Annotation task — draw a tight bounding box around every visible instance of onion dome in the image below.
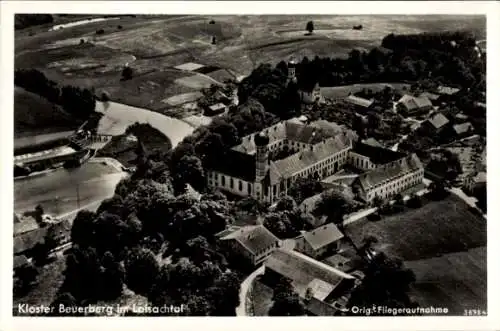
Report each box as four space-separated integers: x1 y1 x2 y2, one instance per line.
254 132 270 146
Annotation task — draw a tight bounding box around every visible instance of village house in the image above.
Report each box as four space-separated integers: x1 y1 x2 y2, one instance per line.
452 122 474 138
396 94 433 117
263 248 361 316
351 153 424 203
419 91 440 105
421 113 450 134
299 81 324 104
295 223 345 259
205 102 227 116
436 85 460 96
344 94 375 113
216 225 280 266
463 171 486 195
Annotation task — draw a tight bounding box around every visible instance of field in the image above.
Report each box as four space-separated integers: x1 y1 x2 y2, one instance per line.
406 246 486 315
345 195 486 261
14 160 127 216
15 15 485 114
321 82 411 100
14 87 82 140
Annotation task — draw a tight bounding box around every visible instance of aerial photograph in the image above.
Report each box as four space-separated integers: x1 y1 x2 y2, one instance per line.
13 13 486 317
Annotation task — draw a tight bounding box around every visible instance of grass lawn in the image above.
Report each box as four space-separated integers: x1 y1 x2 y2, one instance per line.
345 194 486 261
14 87 82 139
406 246 486 315
321 82 411 100
250 279 274 316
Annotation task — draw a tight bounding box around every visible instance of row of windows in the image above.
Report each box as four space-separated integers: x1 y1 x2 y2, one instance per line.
367 170 424 192
210 174 253 195
367 171 423 198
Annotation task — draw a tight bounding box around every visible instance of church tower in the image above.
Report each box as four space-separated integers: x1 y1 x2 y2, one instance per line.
254 132 270 182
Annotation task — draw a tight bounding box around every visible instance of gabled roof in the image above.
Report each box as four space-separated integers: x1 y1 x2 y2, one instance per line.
208 103 226 111
426 113 449 130
419 92 439 101
436 86 460 95
301 223 344 251
345 95 374 108
361 138 383 148
209 149 256 182
397 94 432 111
453 122 473 135
220 225 279 255
354 153 423 192
272 134 352 178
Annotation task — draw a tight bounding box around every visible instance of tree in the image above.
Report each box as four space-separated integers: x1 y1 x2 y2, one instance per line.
347 252 418 314
275 195 297 212
288 177 323 203
61 246 103 301
263 212 295 239
207 270 240 316
314 191 355 225
124 247 159 296
122 66 133 80
34 204 44 225
428 180 449 200
101 251 125 299
14 263 38 295
406 193 422 208
269 278 305 316
49 292 82 316
174 155 206 193
306 21 314 35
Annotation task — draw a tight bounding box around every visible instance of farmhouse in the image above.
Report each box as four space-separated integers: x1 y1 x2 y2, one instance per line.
344 94 374 112
299 81 324 104
436 85 460 96
264 249 358 316
421 113 450 134
463 171 486 194
419 92 440 105
452 122 474 137
295 223 344 259
206 102 227 116
396 94 433 116
207 118 423 204
216 225 280 265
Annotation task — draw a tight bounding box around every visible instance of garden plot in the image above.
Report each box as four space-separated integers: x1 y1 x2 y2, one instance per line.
175 74 221 89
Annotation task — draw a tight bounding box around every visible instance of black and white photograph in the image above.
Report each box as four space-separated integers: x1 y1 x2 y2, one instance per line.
2 1 497 326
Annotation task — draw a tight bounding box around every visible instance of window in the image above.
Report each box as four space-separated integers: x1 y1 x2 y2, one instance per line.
222 176 226 186
230 178 234 189
247 183 252 195
239 180 243 191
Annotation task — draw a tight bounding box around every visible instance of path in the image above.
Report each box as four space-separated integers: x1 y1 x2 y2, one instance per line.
236 265 265 316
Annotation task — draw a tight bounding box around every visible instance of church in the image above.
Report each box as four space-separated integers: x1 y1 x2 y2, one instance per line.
206 116 424 204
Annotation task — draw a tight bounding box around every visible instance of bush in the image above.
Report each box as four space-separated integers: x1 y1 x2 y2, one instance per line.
121 66 133 80
117 25 123 30
96 29 105 35
406 194 422 208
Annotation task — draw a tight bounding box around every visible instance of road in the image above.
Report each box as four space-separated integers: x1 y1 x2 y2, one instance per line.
236 265 265 316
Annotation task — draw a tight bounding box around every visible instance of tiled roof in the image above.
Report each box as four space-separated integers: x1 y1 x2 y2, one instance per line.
14 228 45 255
362 138 383 148
397 94 432 111
14 214 39 235
265 249 354 297
273 134 352 178
437 86 460 95
232 120 345 155
302 223 344 251
307 278 336 301
300 193 323 212
453 122 474 135
352 142 406 165
426 113 449 130
354 153 423 191
210 149 256 182
220 225 279 255
14 255 30 269
345 95 374 108
208 103 226 111
419 92 440 101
